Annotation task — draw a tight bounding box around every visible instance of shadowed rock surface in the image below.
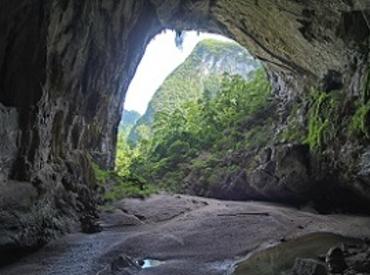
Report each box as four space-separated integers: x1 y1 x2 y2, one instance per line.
1 194 370 275
1 0 370 258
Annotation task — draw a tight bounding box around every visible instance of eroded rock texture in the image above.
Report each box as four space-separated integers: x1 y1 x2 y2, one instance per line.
0 0 369 256
0 0 162 260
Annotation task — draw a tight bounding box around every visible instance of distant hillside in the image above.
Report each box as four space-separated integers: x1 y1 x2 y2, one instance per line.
119 110 140 134
128 38 260 145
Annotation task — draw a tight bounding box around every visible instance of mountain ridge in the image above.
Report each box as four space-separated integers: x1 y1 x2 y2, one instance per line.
127 38 260 145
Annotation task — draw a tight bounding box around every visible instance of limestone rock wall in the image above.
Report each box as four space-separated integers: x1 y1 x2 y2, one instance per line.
0 0 162 257
0 0 369 256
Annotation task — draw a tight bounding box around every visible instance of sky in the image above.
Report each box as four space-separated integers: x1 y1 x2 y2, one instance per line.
123 30 232 115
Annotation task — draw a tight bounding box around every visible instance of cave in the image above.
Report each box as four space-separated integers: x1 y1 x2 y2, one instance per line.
1 1 370 273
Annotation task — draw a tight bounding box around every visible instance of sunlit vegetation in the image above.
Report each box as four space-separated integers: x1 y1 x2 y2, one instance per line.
92 131 158 201
127 39 259 146
105 69 272 198
99 51 370 202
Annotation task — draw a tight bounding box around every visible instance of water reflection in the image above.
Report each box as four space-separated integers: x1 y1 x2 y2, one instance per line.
137 258 163 269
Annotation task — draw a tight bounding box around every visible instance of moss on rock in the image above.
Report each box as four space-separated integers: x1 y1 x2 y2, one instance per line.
305 89 343 151
350 101 370 140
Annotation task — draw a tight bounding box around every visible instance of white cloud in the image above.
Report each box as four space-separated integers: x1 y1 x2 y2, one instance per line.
123 30 232 115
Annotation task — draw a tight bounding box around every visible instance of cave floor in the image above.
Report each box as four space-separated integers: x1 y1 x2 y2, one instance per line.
1 194 370 275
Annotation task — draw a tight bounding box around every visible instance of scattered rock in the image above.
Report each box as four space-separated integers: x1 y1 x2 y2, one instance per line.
96 254 142 275
291 258 327 275
346 250 370 273
111 255 140 272
80 215 102 234
137 259 145 266
289 241 370 275
326 247 347 273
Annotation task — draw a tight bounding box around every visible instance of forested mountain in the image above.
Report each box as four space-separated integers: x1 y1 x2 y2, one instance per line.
127 39 260 145
111 68 272 200
119 110 140 133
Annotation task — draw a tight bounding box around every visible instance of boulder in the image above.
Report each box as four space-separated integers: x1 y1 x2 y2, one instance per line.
291 258 327 275
326 247 347 273
247 144 311 202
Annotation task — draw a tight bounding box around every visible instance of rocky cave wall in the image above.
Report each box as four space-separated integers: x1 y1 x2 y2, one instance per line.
0 0 163 259
0 0 369 257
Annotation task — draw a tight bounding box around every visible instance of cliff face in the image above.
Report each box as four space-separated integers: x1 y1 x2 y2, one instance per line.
128 38 260 145
0 0 369 256
0 0 163 258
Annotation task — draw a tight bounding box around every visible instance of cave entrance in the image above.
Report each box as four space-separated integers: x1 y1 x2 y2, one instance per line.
101 29 270 202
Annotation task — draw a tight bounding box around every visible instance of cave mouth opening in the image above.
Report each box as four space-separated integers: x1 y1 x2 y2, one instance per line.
103 29 270 202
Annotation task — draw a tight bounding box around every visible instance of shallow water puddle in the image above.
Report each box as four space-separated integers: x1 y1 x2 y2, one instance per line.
137 259 163 269
233 232 358 275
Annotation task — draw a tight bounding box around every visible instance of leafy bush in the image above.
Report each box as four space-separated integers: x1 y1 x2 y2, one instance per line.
93 158 157 201
103 180 158 202
92 162 112 185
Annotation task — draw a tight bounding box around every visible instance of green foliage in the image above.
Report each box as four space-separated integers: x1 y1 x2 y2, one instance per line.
280 78 370 152
115 68 272 193
92 139 157 201
350 101 370 139
305 89 343 151
350 67 370 139
92 163 158 202
127 38 260 146
278 103 306 143
110 54 370 201
241 123 273 150
103 180 158 202
120 110 140 132
109 41 272 200
115 131 135 177
92 162 112 185
198 39 233 55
